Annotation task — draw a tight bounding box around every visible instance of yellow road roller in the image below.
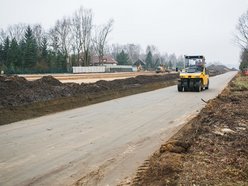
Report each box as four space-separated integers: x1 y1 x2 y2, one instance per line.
178 55 209 92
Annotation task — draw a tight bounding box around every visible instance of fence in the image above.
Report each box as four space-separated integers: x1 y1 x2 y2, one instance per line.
72 65 136 73
72 66 106 73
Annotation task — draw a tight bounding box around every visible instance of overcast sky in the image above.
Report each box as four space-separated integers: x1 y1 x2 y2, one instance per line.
1 0 248 68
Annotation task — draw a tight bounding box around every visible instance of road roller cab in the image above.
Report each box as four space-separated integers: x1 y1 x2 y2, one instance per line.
178 55 209 92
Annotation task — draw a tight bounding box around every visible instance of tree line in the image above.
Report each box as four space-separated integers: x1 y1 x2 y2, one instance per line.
0 26 68 73
0 6 202 74
0 7 113 74
0 25 185 74
110 44 185 70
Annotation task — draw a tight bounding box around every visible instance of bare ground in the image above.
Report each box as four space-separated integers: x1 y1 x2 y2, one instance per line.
1 66 231 125
0 73 178 125
20 72 157 81
129 74 248 186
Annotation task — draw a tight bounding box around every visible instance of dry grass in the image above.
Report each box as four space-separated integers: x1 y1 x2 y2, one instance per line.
231 74 248 91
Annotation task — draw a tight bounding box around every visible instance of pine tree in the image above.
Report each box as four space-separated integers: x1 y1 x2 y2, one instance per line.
19 39 26 71
47 51 56 69
145 51 153 69
23 26 38 69
39 37 49 68
34 36 51 72
3 37 10 68
56 51 67 71
41 37 48 60
116 50 129 65
8 38 21 69
0 43 3 67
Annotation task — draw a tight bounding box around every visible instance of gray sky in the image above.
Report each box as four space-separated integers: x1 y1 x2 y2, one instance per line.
1 0 248 68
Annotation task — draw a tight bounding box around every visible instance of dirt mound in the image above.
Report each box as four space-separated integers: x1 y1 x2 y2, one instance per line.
0 75 28 89
207 64 230 76
0 73 178 109
33 75 62 86
0 75 29 98
132 74 248 185
0 75 69 108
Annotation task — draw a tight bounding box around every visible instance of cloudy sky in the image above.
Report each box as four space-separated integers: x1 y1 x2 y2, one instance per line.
0 0 247 68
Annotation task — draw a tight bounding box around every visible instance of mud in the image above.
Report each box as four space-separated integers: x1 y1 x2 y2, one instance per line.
131 73 248 186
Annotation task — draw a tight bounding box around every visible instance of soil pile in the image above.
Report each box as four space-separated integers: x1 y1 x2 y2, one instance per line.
207 64 231 76
132 74 248 185
0 73 178 109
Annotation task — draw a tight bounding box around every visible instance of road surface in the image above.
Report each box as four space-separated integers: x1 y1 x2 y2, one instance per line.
0 72 236 186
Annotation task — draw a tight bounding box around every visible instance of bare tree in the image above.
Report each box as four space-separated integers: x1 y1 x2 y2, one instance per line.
93 19 113 65
80 7 93 66
235 10 248 70
48 28 59 53
235 10 248 50
168 53 177 69
146 45 159 55
176 55 185 69
0 29 7 44
32 24 45 47
109 43 124 59
71 9 82 66
161 53 169 66
109 43 142 64
52 17 72 69
5 24 27 43
70 7 93 66
125 44 141 64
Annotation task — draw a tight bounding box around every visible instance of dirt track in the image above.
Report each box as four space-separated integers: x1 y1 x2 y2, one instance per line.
0 72 236 186
20 72 159 83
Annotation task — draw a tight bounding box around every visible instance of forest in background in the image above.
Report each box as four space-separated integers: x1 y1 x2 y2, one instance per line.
0 6 188 74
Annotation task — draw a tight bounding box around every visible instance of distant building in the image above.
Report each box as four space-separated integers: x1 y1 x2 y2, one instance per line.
133 59 146 71
91 55 118 66
133 59 146 66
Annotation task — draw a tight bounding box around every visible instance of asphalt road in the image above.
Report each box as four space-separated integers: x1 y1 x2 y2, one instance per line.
0 72 237 186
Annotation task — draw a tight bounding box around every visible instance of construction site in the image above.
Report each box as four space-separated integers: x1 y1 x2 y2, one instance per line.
1 1 248 186
1 62 247 185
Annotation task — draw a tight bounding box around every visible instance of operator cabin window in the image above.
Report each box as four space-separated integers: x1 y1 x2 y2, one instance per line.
197 66 203 72
187 66 203 73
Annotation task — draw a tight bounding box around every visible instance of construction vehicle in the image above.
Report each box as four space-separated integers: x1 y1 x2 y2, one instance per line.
156 65 171 73
156 65 165 73
178 55 209 92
